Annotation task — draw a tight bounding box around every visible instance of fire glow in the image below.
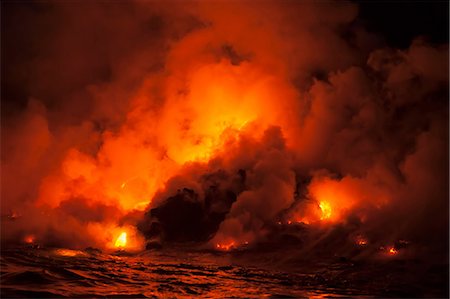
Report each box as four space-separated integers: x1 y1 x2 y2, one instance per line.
1 1 447 284
356 237 368 246
216 241 236 251
54 249 87 257
115 232 127 248
319 201 332 220
388 247 398 255
23 235 35 244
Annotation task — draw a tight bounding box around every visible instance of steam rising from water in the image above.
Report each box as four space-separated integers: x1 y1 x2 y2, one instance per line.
1 1 448 260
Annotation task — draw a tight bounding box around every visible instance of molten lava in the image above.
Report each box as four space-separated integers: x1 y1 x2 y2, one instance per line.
54 249 87 257
114 232 127 248
388 247 398 255
23 235 35 244
1 3 447 283
319 201 332 220
356 238 368 246
216 241 236 251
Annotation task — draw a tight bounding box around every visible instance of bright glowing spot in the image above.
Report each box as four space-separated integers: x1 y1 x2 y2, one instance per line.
357 238 368 246
24 235 35 244
319 201 332 220
115 232 127 248
216 241 235 251
388 247 398 255
120 182 126 189
54 249 86 257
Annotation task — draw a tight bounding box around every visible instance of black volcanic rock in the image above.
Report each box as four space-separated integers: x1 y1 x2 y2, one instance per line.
150 188 204 242
139 187 236 243
145 241 162 250
138 169 246 244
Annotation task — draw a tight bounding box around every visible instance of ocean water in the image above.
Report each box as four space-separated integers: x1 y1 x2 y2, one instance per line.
1 246 447 298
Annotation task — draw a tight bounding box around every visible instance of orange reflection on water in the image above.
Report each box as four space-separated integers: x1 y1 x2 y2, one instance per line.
53 249 87 257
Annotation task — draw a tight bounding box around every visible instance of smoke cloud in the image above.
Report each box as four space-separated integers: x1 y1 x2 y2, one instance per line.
1 1 448 260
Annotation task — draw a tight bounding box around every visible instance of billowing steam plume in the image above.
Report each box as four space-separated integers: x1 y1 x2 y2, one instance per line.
2 1 448 260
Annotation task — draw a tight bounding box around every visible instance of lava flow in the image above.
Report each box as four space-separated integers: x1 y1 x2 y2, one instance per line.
1 0 448 298
114 232 127 248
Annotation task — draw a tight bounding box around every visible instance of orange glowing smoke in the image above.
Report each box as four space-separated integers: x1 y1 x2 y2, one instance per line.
34 60 292 251
86 224 144 251
159 62 290 165
295 174 388 224
285 219 310 225
114 232 127 248
8 0 423 253
286 173 384 226
297 219 310 225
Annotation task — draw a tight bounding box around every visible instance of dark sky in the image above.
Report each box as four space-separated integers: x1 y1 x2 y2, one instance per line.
355 0 449 48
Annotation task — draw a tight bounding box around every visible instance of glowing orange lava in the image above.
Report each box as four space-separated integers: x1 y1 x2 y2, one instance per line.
23 235 35 244
114 232 127 248
54 249 87 257
388 247 398 255
356 238 368 246
216 241 235 251
319 201 332 220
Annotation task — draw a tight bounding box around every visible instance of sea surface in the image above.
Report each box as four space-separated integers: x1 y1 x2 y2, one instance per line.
1 246 448 298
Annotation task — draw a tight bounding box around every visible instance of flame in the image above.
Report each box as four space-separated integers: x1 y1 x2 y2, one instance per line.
114 232 127 248
319 201 332 220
